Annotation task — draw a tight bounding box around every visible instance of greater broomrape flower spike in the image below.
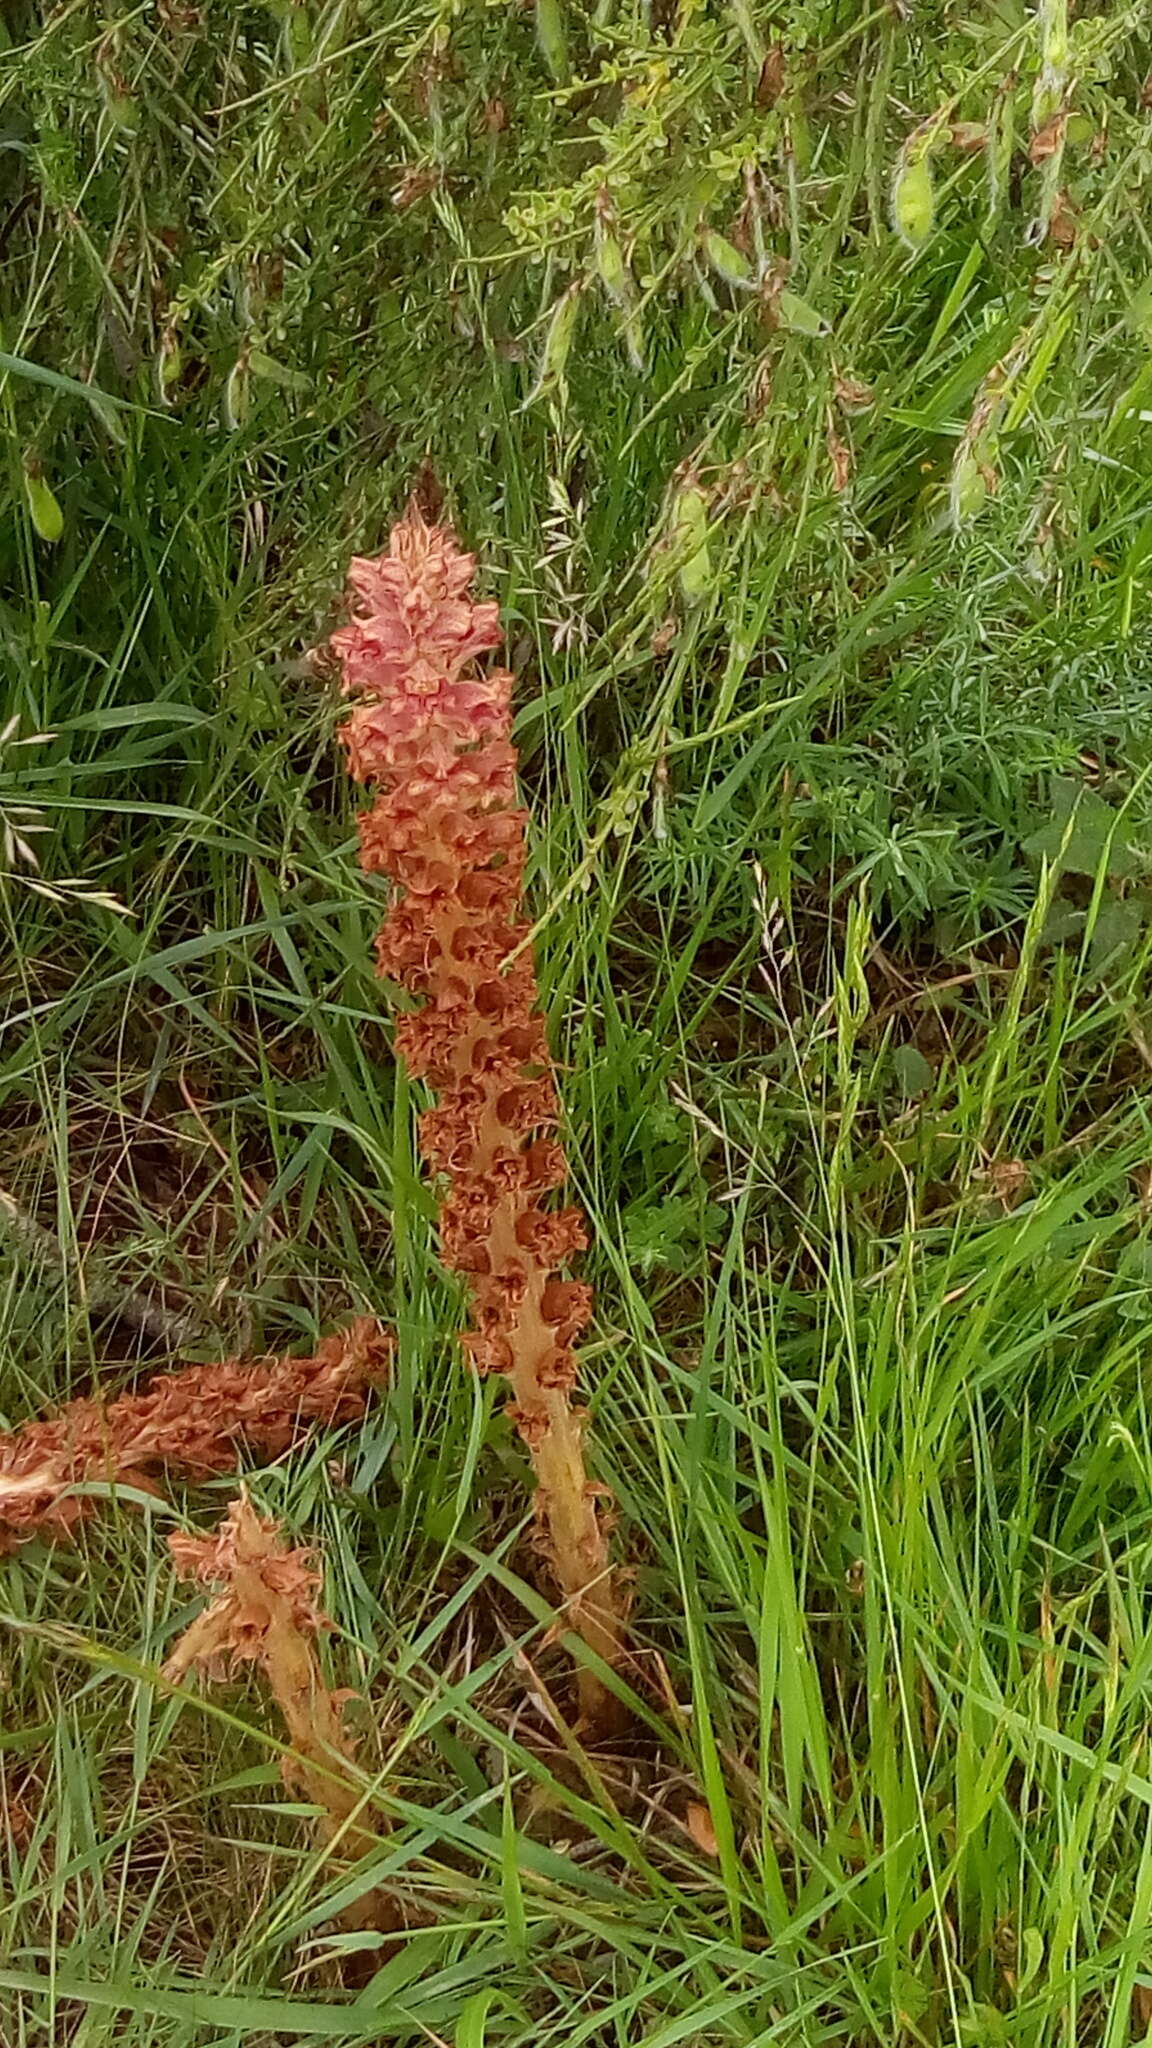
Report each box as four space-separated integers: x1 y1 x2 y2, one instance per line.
165 1491 396 1933
0 1319 391 1550
330 505 625 1731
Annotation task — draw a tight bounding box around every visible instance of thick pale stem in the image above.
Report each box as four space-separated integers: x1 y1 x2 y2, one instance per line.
458 1050 623 1724
530 1398 623 1722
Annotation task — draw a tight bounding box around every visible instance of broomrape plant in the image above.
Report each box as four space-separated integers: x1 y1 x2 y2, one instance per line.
165 1492 396 1934
0 506 626 1740
329 506 626 1730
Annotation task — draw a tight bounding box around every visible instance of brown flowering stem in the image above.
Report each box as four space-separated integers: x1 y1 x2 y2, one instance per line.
0 1319 391 1550
165 1493 396 1933
329 508 625 1730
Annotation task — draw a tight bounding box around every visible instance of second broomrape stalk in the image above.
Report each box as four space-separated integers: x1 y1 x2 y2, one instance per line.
330 509 624 1725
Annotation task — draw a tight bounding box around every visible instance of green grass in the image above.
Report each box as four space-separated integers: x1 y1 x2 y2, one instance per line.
4 0 1152 2040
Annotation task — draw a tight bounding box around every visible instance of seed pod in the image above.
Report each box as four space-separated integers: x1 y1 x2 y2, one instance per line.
776 288 827 336
700 229 754 290
100 82 138 132
985 86 1014 220
156 330 182 405
670 480 712 606
249 350 310 393
286 4 312 67
97 55 138 135
949 448 987 527
757 44 786 108
595 219 631 308
891 152 935 250
536 0 569 83
542 282 580 376
834 372 875 410
1029 109 1066 165
527 282 581 404
827 422 852 493
621 306 646 375
24 466 63 545
223 354 250 431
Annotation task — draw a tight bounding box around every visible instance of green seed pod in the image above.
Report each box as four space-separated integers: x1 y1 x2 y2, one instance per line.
776 288 827 336
103 88 138 132
670 481 712 606
24 468 63 545
595 221 631 308
700 229 754 290
536 0 569 83
621 306 646 375
249 350 310 393
528 283 581 403
891 152 935 250
985 88 1014 221
1031 56 1064 144
949 449 987 527
98 70 138 133
156 337 182 405
223 355 250 431
543 282 580 377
